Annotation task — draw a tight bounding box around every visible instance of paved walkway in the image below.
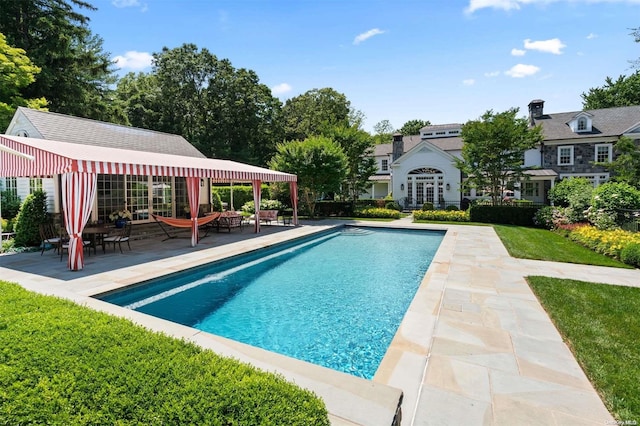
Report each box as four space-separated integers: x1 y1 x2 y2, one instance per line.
1 220 638 425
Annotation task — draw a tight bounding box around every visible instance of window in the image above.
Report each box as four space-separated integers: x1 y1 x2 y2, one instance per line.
557 146 574 165
29 178 43 193
577 117 587 131
381 159 388 171
595 144 612 163
4 177 18 197
523 182 539 197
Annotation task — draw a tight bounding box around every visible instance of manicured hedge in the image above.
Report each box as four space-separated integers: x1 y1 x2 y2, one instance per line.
413 210 470 222
354 207 401 219
0 281 329 425
469 204 539 226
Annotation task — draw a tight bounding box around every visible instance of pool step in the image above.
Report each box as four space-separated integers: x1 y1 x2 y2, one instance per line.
341 227 373 236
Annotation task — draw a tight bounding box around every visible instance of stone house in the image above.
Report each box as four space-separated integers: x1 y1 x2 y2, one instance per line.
365 100 640 207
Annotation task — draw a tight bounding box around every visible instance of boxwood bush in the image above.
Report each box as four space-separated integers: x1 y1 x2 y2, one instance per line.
0 281 329 425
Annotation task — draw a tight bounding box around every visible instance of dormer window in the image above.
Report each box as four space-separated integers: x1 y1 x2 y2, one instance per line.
577 117 587 131
569 113 593 133
15 130 29 137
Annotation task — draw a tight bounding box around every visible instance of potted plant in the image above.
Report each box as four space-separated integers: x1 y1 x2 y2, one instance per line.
109 208 133 228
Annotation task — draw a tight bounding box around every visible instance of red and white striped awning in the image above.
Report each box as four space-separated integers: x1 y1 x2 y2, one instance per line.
0 135 296 182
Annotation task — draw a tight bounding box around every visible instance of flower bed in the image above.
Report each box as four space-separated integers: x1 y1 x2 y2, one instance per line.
569 225 640 267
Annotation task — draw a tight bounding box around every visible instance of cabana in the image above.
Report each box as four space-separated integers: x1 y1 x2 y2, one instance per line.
0 135 298 271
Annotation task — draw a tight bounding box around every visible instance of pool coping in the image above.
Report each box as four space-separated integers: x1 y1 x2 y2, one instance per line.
2 219 626 425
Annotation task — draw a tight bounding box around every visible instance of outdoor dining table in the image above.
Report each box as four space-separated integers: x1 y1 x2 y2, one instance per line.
83 226 113 254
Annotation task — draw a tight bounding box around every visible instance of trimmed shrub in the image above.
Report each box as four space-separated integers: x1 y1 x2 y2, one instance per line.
0 190 21 219
469 204 539 226
354 207 401 219
213 184 271 211
413 210 469 222
0 281 330 425
315 201 354 217
548 177 592 207
385 201 402 211
533 206 556 229
620 243 640 267
13 190 49 247
445 205 459 211
211 190 223 212
421 202 434 211
240 199 284 214
586 182 640 229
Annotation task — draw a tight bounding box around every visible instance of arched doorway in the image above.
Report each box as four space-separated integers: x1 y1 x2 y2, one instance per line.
406 167 444 207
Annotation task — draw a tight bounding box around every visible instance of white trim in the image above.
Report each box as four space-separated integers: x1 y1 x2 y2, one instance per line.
557 145 574 166
594 143 612 163
559 173 610 187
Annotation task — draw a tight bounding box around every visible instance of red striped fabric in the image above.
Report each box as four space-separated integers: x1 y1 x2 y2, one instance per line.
1 135 297 183
252 180 261 233
61 172 97 270
186 177 200 247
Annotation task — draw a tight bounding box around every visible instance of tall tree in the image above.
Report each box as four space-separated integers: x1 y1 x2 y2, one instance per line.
0 0 121 122
269 136 348 218
117 44 283 165
581 72 640 109
372 119 394 144
0 33 47 130
282 88 351 141
324 125 377 202
597 136 640 189
455 108 544 206
398 119 431 136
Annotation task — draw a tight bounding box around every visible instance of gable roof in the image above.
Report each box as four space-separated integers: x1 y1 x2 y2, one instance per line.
373 134 463 157
10 107 205 158
532 105 640 142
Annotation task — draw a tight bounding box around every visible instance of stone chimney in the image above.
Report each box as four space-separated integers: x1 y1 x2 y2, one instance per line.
392 133 404 161
528 99 545 124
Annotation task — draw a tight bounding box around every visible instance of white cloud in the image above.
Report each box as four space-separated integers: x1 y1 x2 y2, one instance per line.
353 28 385 45
112 0 140 7
463 79 476 86
587 33 598 39
465 0 534 14
511 48 526 56
466 0 640 14
113 51 153 70
505 63 540 78
271 83 292 96
112 0 147 11
484 71 501 77
523 38 566 54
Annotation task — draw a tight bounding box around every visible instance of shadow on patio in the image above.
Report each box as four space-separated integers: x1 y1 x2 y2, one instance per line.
0 222 305 282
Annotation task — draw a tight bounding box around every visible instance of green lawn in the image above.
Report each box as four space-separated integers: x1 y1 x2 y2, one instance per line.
0 281 329 425
527 276 640 422
493 224 632 268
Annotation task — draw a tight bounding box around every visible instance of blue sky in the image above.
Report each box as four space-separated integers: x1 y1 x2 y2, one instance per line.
88 0 640 133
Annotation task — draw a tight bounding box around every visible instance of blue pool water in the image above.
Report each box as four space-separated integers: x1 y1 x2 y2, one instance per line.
99 227 444 379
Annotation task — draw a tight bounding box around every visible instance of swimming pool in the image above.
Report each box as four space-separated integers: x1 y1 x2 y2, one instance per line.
98 226 444 379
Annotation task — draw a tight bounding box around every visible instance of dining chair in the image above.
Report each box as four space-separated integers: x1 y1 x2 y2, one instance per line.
103 222 132 253
39 223 61 255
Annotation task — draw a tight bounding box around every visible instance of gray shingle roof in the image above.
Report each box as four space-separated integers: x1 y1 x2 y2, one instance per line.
532 105 640 141
373 134 462 157
17 107 206 158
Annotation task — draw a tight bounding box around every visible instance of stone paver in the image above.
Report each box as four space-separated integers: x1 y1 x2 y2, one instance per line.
1 220 638 425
